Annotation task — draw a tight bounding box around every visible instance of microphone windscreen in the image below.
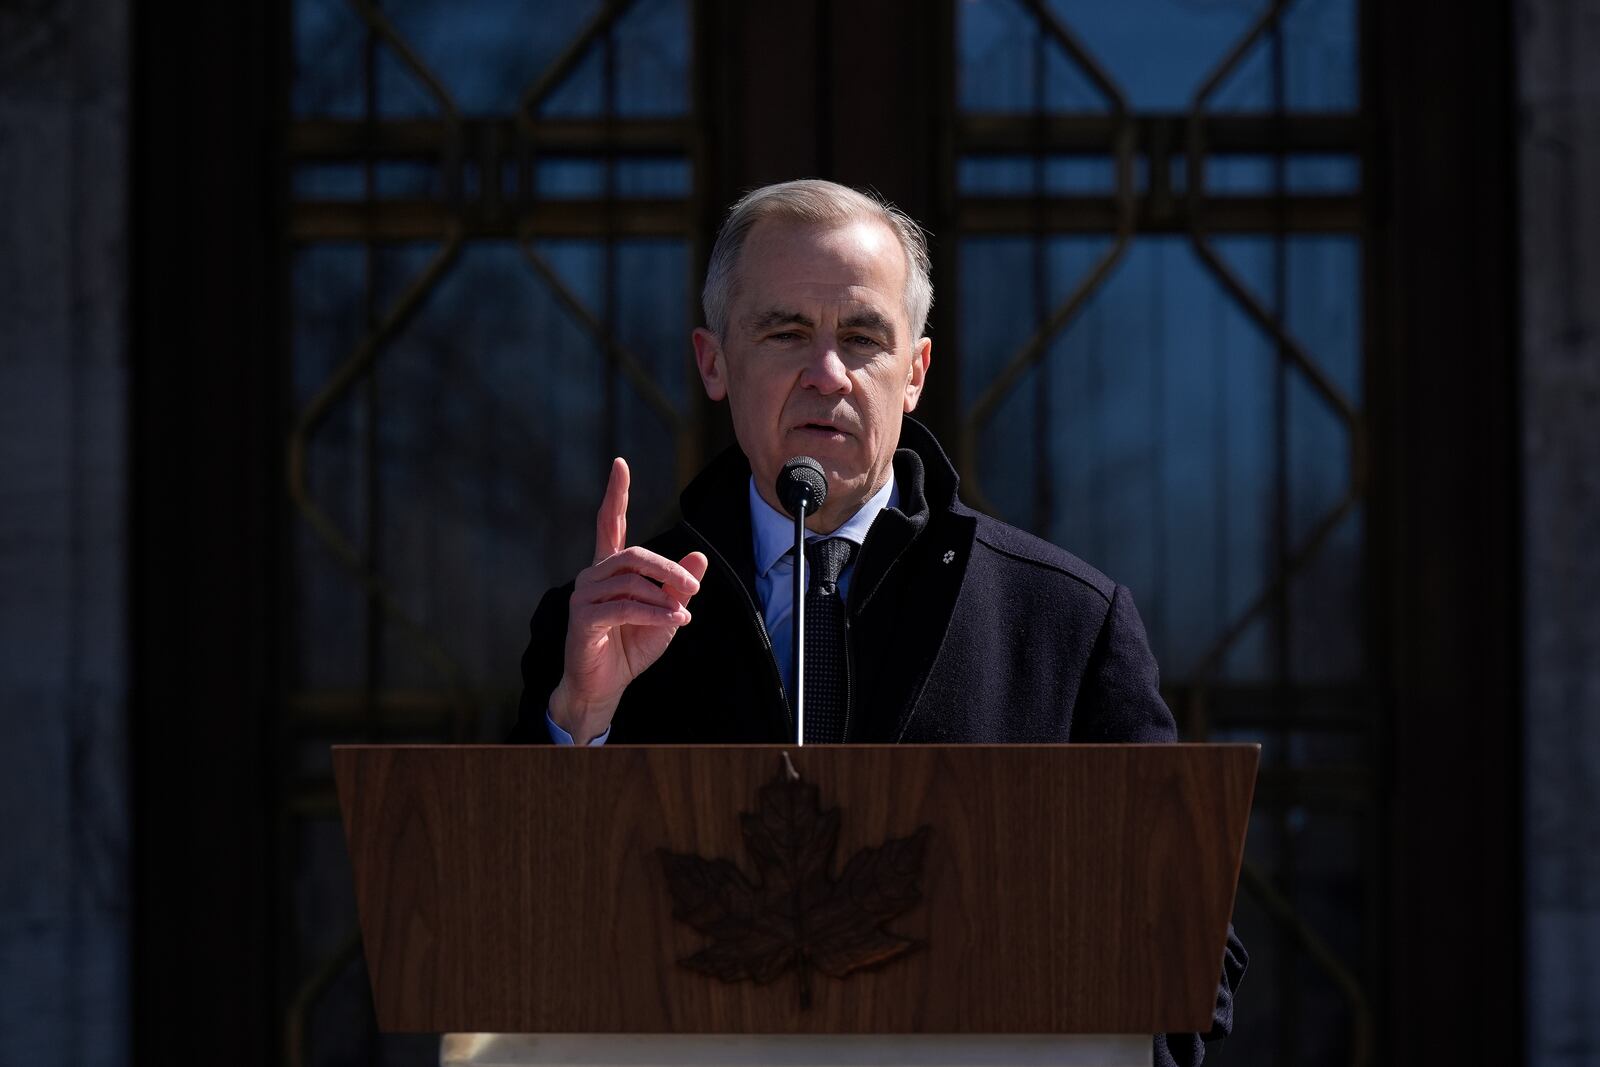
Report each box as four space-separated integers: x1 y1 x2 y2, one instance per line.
776 456 828 518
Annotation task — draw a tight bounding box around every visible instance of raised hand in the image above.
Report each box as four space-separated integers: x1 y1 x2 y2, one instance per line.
549 457 710 743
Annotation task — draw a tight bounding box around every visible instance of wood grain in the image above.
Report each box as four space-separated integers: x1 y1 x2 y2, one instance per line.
333 744 1257 1034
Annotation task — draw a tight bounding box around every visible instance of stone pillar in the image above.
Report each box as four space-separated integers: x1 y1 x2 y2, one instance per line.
0 0 130 1063
1519 1 1600 1063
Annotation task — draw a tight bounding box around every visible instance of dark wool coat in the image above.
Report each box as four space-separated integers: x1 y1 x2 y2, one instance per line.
512 416 1247 1067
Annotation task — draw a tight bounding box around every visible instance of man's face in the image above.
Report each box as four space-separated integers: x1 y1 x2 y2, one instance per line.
692 217 932 532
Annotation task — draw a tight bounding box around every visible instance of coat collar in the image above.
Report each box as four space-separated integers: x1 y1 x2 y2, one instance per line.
677 415 961 605
675 416 974 743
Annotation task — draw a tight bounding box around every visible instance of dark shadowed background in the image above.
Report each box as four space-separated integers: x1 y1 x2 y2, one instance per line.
2 0 1596 1064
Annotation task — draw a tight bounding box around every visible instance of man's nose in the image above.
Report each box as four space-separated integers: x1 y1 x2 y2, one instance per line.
798 338 852 393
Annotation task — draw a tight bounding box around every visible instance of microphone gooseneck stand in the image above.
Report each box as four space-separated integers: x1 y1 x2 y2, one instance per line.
776 456 828 746
792 496 807 746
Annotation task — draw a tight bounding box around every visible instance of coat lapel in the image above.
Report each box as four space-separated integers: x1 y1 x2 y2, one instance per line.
844 420 975 742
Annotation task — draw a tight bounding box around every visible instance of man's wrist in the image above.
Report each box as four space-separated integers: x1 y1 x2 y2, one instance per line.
548 680 620 745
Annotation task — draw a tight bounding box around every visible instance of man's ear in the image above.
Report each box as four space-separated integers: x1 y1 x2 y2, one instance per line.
692 326 728 402
903 336 932 413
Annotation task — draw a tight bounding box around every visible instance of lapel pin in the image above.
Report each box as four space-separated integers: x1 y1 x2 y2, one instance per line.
942 549 955 564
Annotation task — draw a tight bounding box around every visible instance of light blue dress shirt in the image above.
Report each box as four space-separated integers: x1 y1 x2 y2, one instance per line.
547 472 899 745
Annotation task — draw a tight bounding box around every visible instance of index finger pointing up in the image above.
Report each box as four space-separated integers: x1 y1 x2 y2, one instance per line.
593 457 629 565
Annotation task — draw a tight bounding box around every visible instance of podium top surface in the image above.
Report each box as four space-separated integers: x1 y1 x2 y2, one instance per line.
335 744 1256 1035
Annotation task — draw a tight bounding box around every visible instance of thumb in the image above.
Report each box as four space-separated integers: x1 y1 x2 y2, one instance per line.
662 551 710 606
679 551 710 587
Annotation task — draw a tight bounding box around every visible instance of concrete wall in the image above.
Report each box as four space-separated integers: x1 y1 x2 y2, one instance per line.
1519 1 1600 1064
0 1 129 1063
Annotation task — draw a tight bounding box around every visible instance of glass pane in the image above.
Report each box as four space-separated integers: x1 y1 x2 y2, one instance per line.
292 244 372 691
1208 0 1359 111
615 157 692 198
1044 0 1263 110
1284 244 1363 688
293 162 445 200
534 157 692 199
535 159 608 198
1174 153 1361 195
376 161 440 198
1284 0 1358 109
959 0 1107 113
610 238 693 525
539 40 606 117
958 154 1131 196
387 0 604 115
368 242 609 690
536 0 690 117
957 0 1358 113
296 0 691 119
614 0 690 116
375 42 445 117
293 163 366 201
290 235 692 690
961 235 1361 684
293 0 364 118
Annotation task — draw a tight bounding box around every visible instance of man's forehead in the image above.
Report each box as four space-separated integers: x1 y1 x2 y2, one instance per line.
733 218 907 313
743 214 901 262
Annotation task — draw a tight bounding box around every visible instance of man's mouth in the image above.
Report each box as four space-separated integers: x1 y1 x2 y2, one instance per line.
794 421 851 436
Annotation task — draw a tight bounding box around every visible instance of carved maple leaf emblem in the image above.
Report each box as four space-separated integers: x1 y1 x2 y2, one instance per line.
658 759 932 1008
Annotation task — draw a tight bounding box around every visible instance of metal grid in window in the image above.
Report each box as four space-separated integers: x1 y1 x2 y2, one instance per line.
283 2 697 1062
954 2 1373 1063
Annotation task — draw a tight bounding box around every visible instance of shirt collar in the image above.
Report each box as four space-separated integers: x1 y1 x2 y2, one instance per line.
750 472 899 579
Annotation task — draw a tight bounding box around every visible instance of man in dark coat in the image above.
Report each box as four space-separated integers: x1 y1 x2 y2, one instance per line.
511 180 1245 1066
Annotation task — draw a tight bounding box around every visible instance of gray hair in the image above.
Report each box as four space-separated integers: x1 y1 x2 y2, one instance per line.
701 179 933 342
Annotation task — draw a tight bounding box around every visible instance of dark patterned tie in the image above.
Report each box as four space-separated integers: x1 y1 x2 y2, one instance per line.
802 537 856 744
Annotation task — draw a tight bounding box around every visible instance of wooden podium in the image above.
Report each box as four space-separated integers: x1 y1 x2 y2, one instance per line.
334 744 1256 1067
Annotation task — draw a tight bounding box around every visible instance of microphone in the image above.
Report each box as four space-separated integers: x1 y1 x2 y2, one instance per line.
776 456 828 518
776 457 827 745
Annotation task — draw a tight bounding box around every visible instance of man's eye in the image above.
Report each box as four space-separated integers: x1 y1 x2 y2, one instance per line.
768 331 800 342
847 334 881 347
